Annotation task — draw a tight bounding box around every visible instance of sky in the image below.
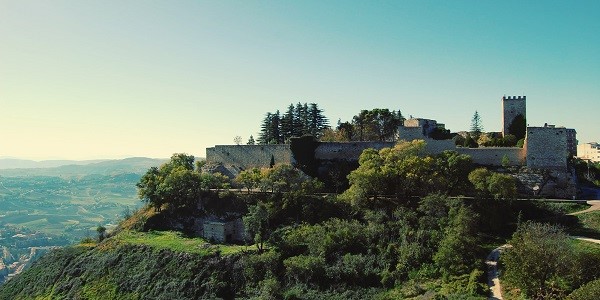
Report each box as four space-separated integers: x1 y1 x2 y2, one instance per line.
1 0 599 160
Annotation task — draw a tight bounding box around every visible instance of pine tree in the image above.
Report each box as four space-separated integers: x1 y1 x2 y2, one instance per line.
281 104 295 142
307 103 329 138
247 135 255 145
470 111 483 139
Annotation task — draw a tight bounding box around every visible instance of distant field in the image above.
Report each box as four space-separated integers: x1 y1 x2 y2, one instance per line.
0 174 144 242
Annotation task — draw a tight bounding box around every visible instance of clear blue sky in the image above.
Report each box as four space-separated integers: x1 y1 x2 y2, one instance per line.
1 1 598 160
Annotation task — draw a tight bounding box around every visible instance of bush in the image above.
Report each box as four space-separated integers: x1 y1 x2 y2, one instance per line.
567 278 600 300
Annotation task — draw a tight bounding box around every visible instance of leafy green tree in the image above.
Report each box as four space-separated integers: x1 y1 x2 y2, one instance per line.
453 134 465 146
160 166 203 208
503 222 575 299
468 168 517 199
567 278 600 300
96 225 106 242
137 166 164 211
433 205 480 277
336 120 354 141
508 114 526 140
463 134 478 148
247 135 256 145
243 202 270 253
503 134 518 147
262 164 321 194
351 108 403 141
165 153 195 172
235 168 262 193
344 140 472 205
137 153 201 211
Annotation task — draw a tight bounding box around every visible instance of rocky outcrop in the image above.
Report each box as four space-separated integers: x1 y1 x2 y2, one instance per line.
512 167 577 199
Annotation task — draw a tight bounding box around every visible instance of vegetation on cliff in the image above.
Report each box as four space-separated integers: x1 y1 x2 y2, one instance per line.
1 143 598 299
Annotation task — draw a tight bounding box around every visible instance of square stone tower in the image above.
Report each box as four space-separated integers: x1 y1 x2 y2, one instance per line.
525 125 568 170
502 95 526 137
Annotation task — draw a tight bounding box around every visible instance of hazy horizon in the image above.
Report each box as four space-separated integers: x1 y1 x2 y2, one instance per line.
2 1 598 160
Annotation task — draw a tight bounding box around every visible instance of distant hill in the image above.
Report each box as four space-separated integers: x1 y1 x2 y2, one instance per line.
0 157 169 177
0 158 107 170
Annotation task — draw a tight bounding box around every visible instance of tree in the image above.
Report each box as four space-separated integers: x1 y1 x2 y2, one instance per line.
235 168 262 193
258 103 330 144
137 153 201 211
234 136 242 145
259 112 281 144
508 114 526 140
243 202 270 253
434 205 480 277
463 134 478 148
503 222 574 299
343 140 472 204
96 225 107 242
160 166 203 208
137 166 164 211
336 120 354 141
468 168 517 199
470 111 483 140
350 108 403 141
247 135 256 145
307 103 329 138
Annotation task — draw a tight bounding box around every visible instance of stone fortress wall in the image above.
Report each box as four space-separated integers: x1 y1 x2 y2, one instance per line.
314 142 395 160
206 95 573 197
206 144 293 173
502 95 526 136
206 138 527 174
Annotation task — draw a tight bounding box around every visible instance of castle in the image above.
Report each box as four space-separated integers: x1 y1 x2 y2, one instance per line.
206 95 578 198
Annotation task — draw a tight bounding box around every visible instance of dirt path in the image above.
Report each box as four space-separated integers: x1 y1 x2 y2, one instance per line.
486 245 510 300
569 200 600 215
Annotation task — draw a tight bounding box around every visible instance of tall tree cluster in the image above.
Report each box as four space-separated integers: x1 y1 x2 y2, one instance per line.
329 108 405 142
258 103 330 144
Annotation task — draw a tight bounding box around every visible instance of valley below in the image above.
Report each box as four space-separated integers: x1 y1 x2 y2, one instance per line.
0 158 165 284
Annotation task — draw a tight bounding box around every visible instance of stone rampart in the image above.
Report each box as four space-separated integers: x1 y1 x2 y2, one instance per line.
456 147 526 166
315 142 395 160
206 145 293 170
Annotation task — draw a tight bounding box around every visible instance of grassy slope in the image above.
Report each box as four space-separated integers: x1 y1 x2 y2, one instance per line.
0 229 249 300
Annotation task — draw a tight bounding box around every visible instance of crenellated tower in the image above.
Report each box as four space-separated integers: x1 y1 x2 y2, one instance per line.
502 95 526 137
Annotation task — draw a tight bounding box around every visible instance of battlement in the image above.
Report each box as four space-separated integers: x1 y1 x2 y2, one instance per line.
502 95 526 101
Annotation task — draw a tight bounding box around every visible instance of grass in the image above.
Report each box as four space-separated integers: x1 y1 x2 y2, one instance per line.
569 211 600 240
576 211 600 232
571 238 600 252
544 202 590 214
109 230 251 256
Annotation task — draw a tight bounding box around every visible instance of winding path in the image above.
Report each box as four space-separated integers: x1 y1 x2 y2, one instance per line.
486 245 510 300
486 200 600 299
568 200 600 215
